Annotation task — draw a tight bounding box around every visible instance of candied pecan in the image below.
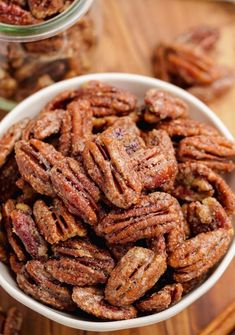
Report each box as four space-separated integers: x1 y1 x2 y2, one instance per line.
0 118 29 168
9 253 25 274
47 237 115 286
143 89 188 124
11 206 48 259
181 273 207 294
76 81 137 117
173 163 235 215
3 200 27 262
15 139 63 196
187 70 235 103
182 197 232 236
2 307 23 335
50 157 100 225
96 192 181 244
158 118 219 140
33 199 86 244
72 287 137 320
168 228 232 282
135 130 178 192
28 0 65 19
42 89 81 113
0 1 37 25
83 130 142 209
176 26 219 51
105 247 167 306
136 283 183 313
177 135 235 173
17 260 75 311
33 109 65 140
0 155 20 203
58 100 93 156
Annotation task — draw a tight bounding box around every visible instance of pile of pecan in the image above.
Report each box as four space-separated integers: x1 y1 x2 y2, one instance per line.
152 26 235 102
0 80 234 320
0 306 23 334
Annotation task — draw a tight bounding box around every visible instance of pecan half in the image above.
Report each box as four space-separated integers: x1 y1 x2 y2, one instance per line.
0 118 29 168
17 260 75 311
158 118 219 140
15 139 64 196
182 197 232 236
0 1 37 25
105 247 167 306
11 205 48 259
72 287 137 320
168 229 232 282
50 157 100 225
83 129 142 209
42 89 80 113
136 283 183 313
143 89 188 124
173 162 235 215
2 307 23 335
96 192 181 244
33 199 87 244
58 100 93 156
177 135 235 173
28 0 65 19
33 109 65 140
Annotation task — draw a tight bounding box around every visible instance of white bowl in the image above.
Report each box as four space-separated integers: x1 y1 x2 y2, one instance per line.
0 73 234 332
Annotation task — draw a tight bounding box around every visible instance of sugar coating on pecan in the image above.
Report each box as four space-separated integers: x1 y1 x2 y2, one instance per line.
15 139 64 196
83 127 142 209
2 307 23 335
105 247 167 306
182 197 232 236
136 283 183 313
17 260 75 311
33 199 86 244
28 0 65 19
0 1 37 25
33 109 65 140
144 89 188 123
0 118 29 168
158 118 219 140
72 287 137 320
96 192 182 244
168 228 233 282
50 157 100 225
173 162 235 215
177 135 235 173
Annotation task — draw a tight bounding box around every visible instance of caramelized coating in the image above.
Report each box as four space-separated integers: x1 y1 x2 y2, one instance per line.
173 162 235 215
136 283 183 313
144 89 188 123
72 287 137 320
0 1 37 25
33 199 86 244
33 109 65 140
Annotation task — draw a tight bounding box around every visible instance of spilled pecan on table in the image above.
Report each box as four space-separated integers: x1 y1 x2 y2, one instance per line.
0 306 23 335
0 80 234 320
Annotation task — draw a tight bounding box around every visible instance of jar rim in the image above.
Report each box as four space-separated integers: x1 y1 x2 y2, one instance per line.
0 0 94 42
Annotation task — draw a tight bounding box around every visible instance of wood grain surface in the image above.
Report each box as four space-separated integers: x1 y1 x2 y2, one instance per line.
1 0 235 334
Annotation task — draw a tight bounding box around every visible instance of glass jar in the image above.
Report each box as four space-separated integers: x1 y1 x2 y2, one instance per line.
0 0 101 112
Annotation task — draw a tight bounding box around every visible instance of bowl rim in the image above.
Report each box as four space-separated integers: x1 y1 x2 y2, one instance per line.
0 72 234 332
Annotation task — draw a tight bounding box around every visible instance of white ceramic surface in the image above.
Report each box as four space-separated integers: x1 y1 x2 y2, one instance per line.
0 73 234 332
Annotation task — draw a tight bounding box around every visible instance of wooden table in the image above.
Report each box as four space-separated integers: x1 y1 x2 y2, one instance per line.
1 0 235 334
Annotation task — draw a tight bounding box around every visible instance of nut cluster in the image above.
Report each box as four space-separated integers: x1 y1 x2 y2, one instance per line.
0 80 234 320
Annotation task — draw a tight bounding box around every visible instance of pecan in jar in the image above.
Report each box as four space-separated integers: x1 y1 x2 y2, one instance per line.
0 1 37 25
11 204 48 259
33 199 86 244
173 162 235 215
177 135 235 173
1 307 23 335
17 260 75 311
182 197 232 236
105 247 167 306
158 118 219 140
58 99 93 156
50 157 100 225
168 228 233 282
28 0 67 19
143 89 188 123
136 283 183 313
83 128 142 209
46 237 115 286
96 192 181 244
72 287 137 320
15 139 64 196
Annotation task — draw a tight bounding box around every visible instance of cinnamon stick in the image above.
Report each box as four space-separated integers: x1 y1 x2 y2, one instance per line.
199 300 235 335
